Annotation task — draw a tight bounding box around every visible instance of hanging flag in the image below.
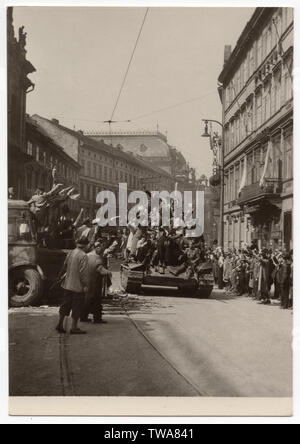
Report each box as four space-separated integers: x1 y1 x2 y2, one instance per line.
238 156 247 196
259 141 272 188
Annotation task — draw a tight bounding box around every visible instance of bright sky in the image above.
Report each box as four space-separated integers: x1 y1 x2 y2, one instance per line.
14 6 255 178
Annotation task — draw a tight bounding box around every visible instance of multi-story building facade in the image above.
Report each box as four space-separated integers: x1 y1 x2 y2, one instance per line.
85 130 191 192
25 117 81 211
219 7 293 251
32 115 175 218
7 7 36 198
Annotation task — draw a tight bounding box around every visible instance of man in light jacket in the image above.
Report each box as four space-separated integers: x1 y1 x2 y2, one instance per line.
56 237 89 334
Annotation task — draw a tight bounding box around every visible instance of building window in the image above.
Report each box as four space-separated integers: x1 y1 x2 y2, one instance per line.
236 115 240 146
240 62 244 89
87 161 91 177
276 10 282 37
224 127 229 155
262 28 267 60
256 89 262 128
257 35 263 66
237 69 241 94
253 149 261 183
266 26 272 56
282 60 293 103
27 141 33 156
224 176 228 203
271 16 277 49
273 137 283 179
241 109 247 141
260 145 268 179
243 58 247 86
234 165 240 199
247 153 253 185
274 69 282 111
98 164 102 179
266 83 271 121
250 46 255 76
284 132 293 180
35 145 40 162
263 82 271 122
229 170 234 201
230 120 234 152
246 98 254 134
93 164 97 178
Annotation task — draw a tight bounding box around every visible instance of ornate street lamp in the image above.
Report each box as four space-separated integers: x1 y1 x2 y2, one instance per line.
201 121 211 138
201 118 225 248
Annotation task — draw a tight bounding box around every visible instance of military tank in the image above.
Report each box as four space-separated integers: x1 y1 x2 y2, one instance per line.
120 260 214 298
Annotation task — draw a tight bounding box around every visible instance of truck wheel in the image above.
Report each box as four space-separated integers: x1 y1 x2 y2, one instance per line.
9 268 43 307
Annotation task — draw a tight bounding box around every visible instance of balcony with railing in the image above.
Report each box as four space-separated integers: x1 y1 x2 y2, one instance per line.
237 178 283 206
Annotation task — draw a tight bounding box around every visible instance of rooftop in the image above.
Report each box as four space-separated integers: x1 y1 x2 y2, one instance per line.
85 129 168 142
86 131 171 159
31 115 173 180
26 116 81 168
218 7 276 84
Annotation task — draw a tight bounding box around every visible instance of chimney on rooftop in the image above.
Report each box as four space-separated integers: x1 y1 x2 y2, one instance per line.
224 45 232 67
52 118 59 125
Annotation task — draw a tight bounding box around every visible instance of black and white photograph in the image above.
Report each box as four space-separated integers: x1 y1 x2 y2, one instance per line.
3 1 295 418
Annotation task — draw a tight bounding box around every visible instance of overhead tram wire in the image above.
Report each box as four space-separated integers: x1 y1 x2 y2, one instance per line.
52 90 218 129
128 89 218 122
109 8 150 125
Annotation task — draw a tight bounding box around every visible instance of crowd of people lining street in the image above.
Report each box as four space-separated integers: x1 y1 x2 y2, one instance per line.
11 180 292 334
211 245 293 310
55 216 293 336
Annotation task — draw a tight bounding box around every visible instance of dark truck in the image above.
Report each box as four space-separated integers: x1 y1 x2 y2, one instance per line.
8 199 67 307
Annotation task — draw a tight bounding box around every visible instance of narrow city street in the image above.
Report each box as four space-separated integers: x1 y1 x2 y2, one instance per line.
4 4 295 425
9 266 293 398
